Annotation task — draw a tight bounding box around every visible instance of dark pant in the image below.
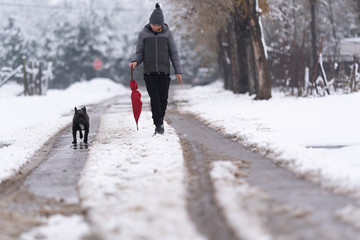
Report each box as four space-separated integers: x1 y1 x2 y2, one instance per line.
144 74 171 126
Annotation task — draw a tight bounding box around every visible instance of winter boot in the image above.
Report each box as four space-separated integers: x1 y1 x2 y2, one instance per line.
155 124 164 135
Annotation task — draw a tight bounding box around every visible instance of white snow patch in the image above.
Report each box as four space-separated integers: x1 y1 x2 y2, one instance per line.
78 102 205 240
211 161 272 240
19 214 89 240
0 82 23 99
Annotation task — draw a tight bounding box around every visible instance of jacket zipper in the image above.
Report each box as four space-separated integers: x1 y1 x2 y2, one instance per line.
155 35 159 72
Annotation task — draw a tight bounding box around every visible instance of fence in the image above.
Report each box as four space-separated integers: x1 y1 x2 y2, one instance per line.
267 37 360 96
0 57 53 96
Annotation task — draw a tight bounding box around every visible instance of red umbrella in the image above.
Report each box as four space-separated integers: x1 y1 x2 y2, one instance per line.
129 68 142 130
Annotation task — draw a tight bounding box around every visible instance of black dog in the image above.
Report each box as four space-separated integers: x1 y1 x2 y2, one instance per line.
72 107 90 144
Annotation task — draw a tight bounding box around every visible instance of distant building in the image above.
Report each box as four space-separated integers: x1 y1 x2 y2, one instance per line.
339 38 360 58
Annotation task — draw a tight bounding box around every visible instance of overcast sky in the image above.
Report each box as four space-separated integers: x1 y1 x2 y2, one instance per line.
0 0 160 38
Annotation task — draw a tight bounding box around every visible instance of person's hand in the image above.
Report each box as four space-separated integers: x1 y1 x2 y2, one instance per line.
176 74 182 84
129 62 137 69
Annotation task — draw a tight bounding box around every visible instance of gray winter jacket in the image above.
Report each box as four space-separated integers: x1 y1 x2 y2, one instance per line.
132 24 182 75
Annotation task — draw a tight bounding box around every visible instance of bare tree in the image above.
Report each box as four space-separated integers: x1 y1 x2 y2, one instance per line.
233 0 257 94
354 0 360 27
310 0 317 67
322 0 338 58
167 0 271 99
247 0 272 99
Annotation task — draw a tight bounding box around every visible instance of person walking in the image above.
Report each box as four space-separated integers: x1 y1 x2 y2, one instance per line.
129 3 182 135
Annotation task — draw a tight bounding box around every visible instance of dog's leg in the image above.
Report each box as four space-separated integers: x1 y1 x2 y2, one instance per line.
79 130 83 139
84 129 89 144
72 128 77 144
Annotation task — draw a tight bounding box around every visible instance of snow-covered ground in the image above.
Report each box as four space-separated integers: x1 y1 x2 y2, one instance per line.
0 79 127 183
1 79 209 240
2 78 360 239
173 81 360 196
78 102 205 240
20 215 90 240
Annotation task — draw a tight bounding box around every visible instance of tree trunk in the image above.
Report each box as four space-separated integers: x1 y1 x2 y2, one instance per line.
225 28 234 91
354 0 360 24
234 5 250 93
217 31 231 90
310 0 317 68
246 40 257 95
290 34 297 95
38 62 43 95
230 28 240 93
248 0 271 100
29 61 34 96
327 0 338 59
243 15 257 95
298 30 306 96
22 57 28 96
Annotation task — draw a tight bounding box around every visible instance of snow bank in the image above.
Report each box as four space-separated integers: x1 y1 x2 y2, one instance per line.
0 82 23 99
174 81 360 195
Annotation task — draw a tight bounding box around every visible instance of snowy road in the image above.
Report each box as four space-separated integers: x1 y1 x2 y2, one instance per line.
0 80 360 239
0 97 119 240
167 111 360 240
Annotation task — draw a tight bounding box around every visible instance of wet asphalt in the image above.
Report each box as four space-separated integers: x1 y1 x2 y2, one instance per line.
0 97 118 239
23 98 116 204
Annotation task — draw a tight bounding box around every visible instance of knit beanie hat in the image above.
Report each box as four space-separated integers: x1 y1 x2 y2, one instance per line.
149 3 164 25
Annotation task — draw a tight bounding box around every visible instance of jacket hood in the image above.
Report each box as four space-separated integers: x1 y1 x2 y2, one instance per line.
144 23 169 33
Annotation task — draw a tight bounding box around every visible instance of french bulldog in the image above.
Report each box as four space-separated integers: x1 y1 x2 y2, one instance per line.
72 107 89 144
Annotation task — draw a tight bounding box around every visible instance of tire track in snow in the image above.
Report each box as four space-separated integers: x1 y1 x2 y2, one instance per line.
180 138 239 240
167 110 360 240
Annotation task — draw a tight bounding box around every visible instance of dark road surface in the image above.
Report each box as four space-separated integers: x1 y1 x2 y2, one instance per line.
167 110 360 240
0 97 118 240
23 101 105 204
23 97 118 203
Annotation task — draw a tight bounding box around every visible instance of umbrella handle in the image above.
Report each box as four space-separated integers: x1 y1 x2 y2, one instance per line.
131 68 134 81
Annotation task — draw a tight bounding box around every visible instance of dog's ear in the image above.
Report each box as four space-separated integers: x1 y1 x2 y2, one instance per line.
74 107 78 112
82 107 87 112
